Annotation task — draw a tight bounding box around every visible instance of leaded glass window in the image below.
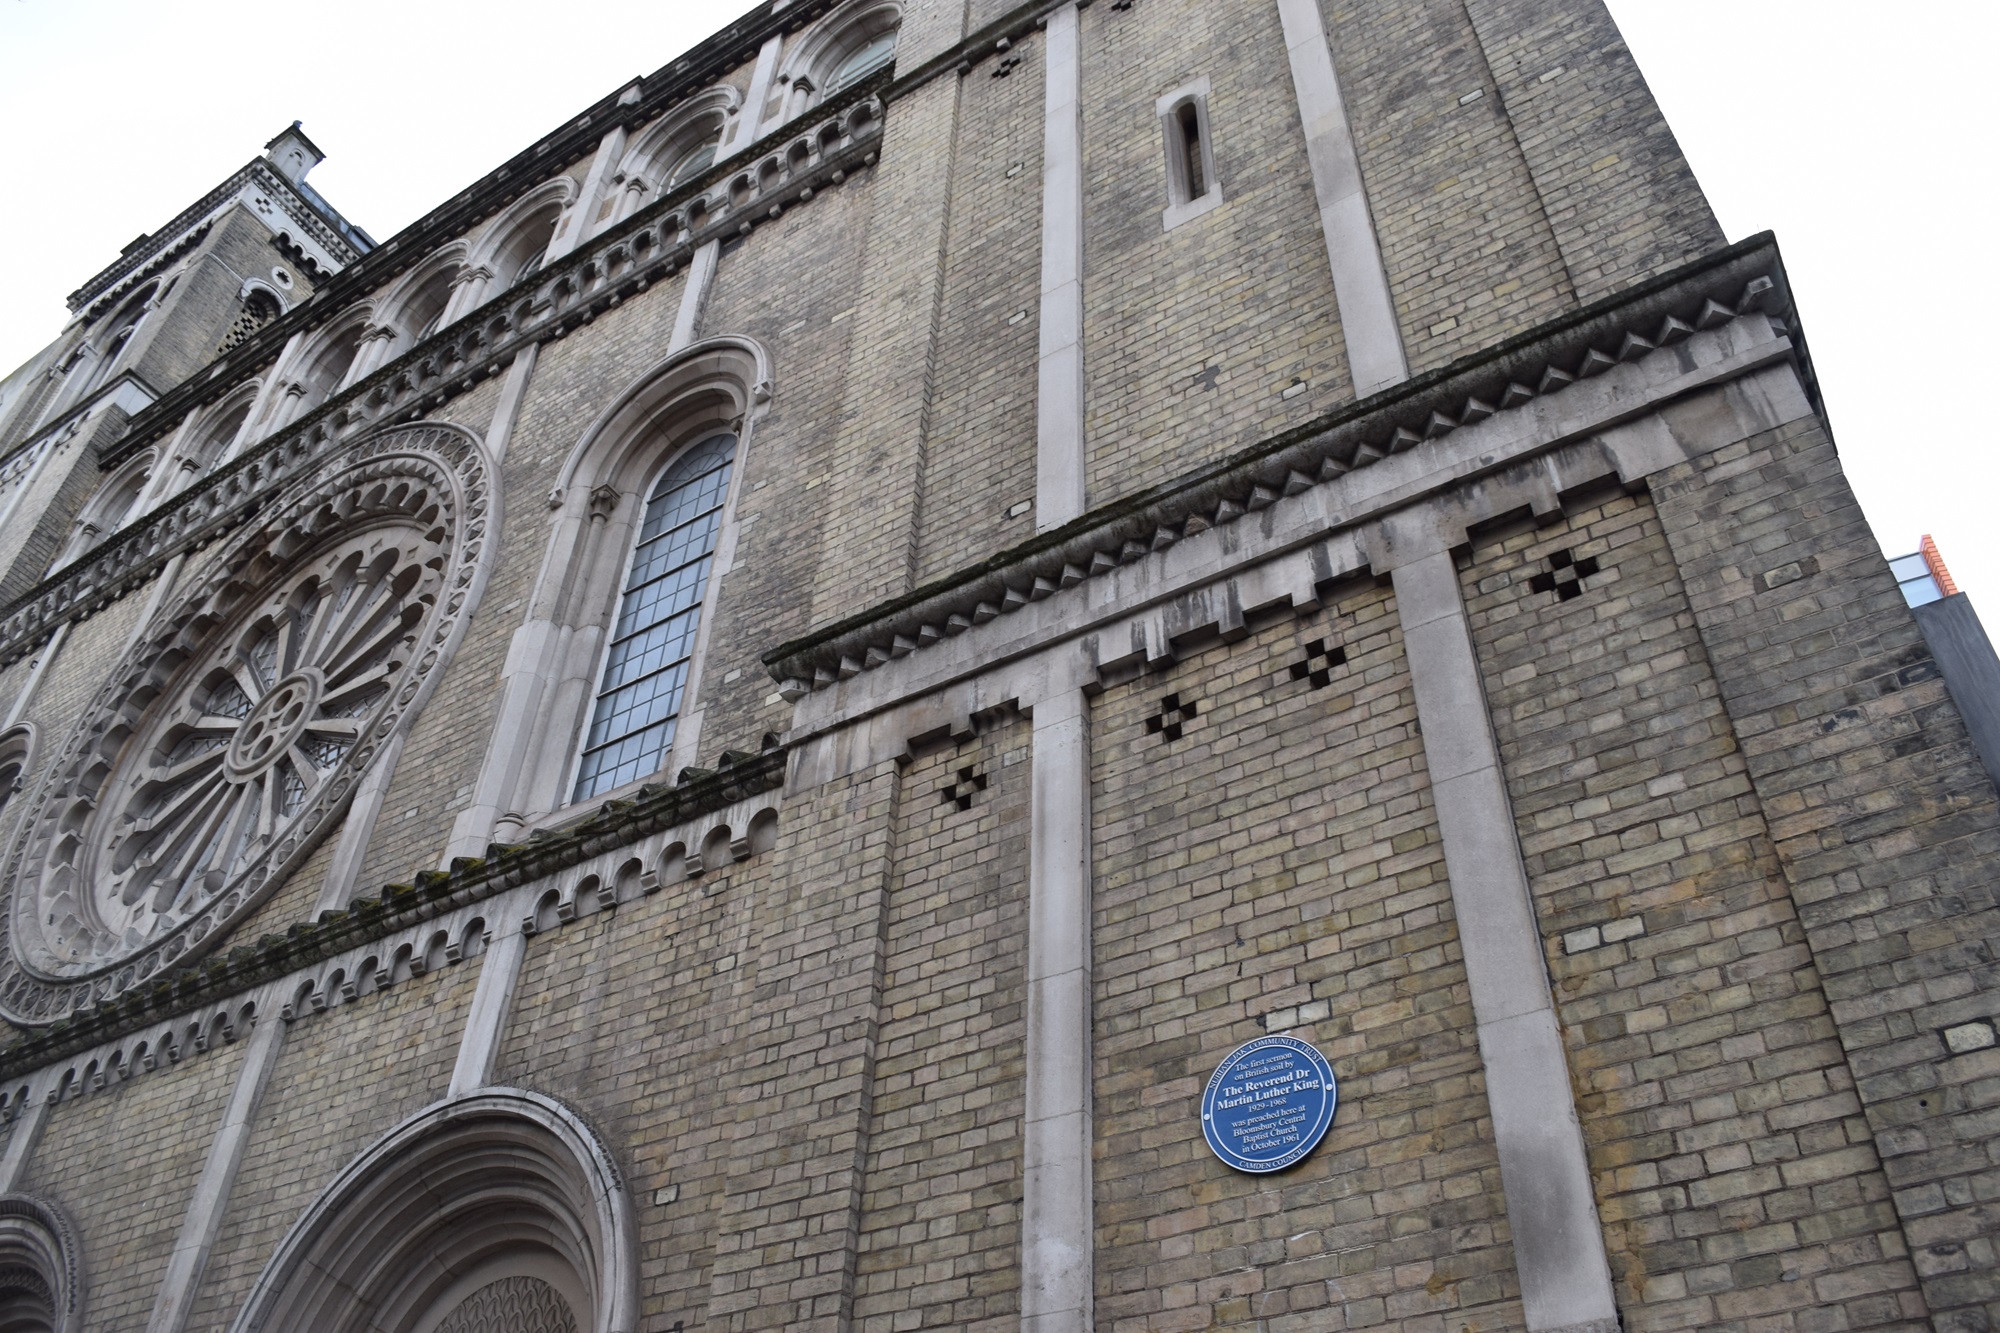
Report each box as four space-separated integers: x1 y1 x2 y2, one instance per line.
572 432 736 800
825 29 897 94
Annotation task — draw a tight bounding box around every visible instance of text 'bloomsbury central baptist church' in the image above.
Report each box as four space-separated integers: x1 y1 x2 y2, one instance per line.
0 0 1995 1329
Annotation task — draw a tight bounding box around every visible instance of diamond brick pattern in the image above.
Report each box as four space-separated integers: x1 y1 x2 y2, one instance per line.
1143 692 1198 743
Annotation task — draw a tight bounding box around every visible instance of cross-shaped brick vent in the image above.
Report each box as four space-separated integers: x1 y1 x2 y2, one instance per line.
938 766 988 812
1144 692 1198 743
1527 549 1602 602
1287 638 1348 689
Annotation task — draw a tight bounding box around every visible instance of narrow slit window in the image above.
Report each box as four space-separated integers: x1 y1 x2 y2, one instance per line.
1158 84 1221 228
1176 101 1205 199
572 432 736 801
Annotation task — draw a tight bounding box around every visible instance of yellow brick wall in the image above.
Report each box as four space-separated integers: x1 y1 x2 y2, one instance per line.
182 959 477 1326
1464 490 1926 1331
21 1036 249 1333
1090 585 1524 1330
853 718 1030 1331
1080 0 1352 510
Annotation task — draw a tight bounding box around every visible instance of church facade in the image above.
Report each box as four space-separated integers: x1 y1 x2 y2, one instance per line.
0 0 1992 1330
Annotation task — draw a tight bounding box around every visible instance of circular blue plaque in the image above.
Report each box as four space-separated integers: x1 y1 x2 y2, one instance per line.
1200 1035 1338 1173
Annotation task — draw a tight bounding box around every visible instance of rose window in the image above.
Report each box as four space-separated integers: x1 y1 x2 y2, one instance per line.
53 529 439 967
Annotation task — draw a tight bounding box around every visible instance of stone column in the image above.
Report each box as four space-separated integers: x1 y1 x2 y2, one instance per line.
144 986 287 1333
1035 3 1086 531
733 34 786 149
1022 684 1094 1333
559 124 630 258
1274 0 1408 397
1391 548 1618 1333
670 241 720 354
450 911 528 1095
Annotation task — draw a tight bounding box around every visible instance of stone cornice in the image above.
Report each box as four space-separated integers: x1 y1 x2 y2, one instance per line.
0 749 784 1080
0 86 890 669
762 233 1810 694
96 0 1071 473
91 0 863 459
68 162 365 318
95 66 891 476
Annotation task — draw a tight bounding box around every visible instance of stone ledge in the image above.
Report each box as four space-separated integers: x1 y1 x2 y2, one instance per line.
763 233 1807 695
0 748 784 1080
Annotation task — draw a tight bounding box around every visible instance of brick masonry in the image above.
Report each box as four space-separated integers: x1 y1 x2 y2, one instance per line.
1465 490 1927 1331
0 1 1990 1330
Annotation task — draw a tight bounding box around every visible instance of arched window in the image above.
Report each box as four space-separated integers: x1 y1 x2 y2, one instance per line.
785 1 901 113
294 319 367 412
573 432 736 801
0 1196 81 1333
825 28 897 93
402 266 459 345
664 137 719 189
229 1090 635 1333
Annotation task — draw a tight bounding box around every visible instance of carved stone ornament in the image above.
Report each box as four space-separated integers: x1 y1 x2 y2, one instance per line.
0 422 492 1026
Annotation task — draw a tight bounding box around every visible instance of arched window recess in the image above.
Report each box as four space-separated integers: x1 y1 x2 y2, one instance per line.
571 431 737 801
0 1194 82 1333
228 1090 636 1333
0 724 38 829
463 338 769 837
778 0 902 118
611 87 738 223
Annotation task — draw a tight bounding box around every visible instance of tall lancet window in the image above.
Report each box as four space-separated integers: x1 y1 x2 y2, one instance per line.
573 432 736 800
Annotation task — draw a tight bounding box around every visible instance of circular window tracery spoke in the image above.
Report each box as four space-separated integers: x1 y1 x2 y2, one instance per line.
0 422 492 1024
97 539 429 946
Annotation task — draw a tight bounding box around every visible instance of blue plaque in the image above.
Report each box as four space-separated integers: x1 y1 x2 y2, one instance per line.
1200 1035 1337 1173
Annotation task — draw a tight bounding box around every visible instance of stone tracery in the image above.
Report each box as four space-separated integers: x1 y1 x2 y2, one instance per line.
0 421 492 1026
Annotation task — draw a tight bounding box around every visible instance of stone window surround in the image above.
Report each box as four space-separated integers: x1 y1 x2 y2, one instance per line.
223 1089 635 1333
51 449 157 571
772 0 903 123
462 176 582 314
566 430 740 803
445 337 771 858
1156 76 1223 231
607 86 743 227
369 241 471 354
0 1195 81 1333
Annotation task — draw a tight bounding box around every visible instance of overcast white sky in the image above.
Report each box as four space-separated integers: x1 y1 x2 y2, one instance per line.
2 2 1995 605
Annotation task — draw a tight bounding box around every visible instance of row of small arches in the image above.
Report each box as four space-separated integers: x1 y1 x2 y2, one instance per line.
282 916 490 1023
524 807 779 935
0 1000 258 1114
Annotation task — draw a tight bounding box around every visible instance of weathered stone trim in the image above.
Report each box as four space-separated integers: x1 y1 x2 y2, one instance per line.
226 1088 637 1333
1035 3 1086 530
0 1193 81 1331
763 235 1801 694
99 73 888 477
0 749 782 1079
1275 0 1409 396
1392 548 1618 1332
1022 682 1093 1333
145 987 285 1333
